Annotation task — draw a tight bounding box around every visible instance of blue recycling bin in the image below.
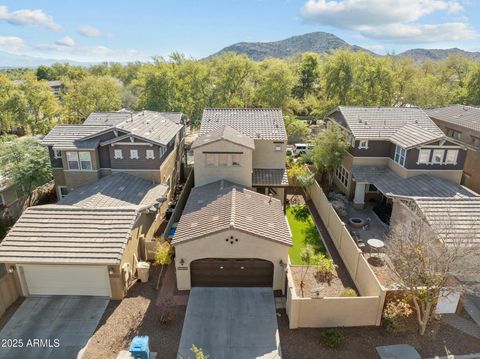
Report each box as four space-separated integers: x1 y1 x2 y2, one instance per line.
129 336 149 359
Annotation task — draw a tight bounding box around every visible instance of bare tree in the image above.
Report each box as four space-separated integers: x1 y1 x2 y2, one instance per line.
387 200 480 335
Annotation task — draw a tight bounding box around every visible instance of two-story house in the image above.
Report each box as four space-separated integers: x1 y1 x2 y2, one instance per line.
327 106 471 212
172 108 292 292
0 110 185 299
426 105 480 194
42 110 185 200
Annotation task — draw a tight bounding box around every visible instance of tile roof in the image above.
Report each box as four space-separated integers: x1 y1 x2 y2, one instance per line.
414 197 480 246
83 112 134 126
389 123 444 149
0 206 137 264
172 180 292 246
200 108 287 141
330 106 444 144
115 110 183 146
42 124 109 149
252 168 289 186
426 105 480 133
192 125 255 150
351 166 476 198
59 172 168 210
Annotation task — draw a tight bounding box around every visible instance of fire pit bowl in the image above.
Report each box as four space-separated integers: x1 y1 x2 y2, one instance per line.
348 217 365 229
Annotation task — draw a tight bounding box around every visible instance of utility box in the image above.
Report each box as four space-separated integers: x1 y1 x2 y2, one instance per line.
137 262 151 283
129 336 149 359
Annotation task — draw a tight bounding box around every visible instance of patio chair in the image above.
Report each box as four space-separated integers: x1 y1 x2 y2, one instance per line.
350 230 366 249
363 217 371 231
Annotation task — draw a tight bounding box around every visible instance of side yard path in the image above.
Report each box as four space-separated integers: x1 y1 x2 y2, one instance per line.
83 264 186 359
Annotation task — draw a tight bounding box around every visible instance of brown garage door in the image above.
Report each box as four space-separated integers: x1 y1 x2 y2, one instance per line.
190 258 273 287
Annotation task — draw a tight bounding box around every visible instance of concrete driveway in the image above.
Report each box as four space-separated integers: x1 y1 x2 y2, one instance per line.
0 296 109 359
178 287 281 359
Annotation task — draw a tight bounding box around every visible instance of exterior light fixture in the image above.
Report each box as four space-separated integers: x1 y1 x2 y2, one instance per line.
279 259 285 268
108 268 114 276
8 266 15 273
179 258 185 266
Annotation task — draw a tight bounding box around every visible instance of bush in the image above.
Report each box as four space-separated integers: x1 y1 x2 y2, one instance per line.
286 149 293 156
383 298 413 332
340 288 357 297
320 328 345 348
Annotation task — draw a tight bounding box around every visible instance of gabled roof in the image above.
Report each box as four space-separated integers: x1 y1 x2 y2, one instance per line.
172 180 291 246
329 106 444 145
200 108 287 141
42 124 109 149
0 173 168 265
426 105 480 133
192 125 255 150
413 197 480 246
389 123 445 149
0 206 137 265
59 172 168 210
351 166 476 198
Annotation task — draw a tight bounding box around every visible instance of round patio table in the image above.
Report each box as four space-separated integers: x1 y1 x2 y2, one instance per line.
367 238 385 259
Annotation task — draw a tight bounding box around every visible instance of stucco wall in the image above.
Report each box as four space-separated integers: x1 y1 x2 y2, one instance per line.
174 229 290 291
0 268 21 319
464 149 480 194
252 140 286 169
194 140 253 187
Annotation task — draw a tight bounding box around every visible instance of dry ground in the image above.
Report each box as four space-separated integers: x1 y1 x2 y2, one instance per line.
83 265 185 359
278 310 480 359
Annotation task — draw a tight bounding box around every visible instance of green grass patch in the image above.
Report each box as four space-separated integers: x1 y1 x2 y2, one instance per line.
286 205 327 264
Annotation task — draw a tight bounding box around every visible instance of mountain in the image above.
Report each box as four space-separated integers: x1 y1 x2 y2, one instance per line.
209 32 372 61
397 48 480 61
0 51 92 68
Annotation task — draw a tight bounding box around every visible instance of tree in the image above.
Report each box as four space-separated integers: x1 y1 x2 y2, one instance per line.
136 62 177 112
387 201 480 335
466 63 480 105
323 50 354 105
62 76 122 123
296 172 315 201
155 242 174 290
0 74 25 134
284 116 311 142
0 136 52 208
310 122 348 190
254 59 296 109
293 53 321 99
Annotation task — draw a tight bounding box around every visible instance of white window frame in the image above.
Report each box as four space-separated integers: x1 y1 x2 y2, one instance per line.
358 140 368 149
130 149 139 160
394 145 406 167
79 152 92 170
231 153 241 167
66 151 80 170
58 186 68 199
432 149 445 164
274 144 282 152
159 146 167 158
417 149 431 164
205 153 216 167
146 149 155 159
53 149 62 159
335 166 349 188
445 149 458 165
218 153 228 167
114 149 123 159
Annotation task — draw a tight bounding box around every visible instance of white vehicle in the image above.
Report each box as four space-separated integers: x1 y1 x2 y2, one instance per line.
293 143 311 156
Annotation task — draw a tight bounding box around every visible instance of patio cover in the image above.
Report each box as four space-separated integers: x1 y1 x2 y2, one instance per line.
351 166 476 199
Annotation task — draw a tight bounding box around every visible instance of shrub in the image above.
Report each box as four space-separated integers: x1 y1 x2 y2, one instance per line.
313 254 337 283
286 149 293 156
320 328 345 348
383 298 413 332
340 288 357 297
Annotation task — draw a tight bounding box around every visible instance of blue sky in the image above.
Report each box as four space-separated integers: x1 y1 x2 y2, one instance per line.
0 0 479 61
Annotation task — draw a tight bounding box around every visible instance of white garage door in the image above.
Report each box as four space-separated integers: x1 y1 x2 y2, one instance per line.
21 264 111 297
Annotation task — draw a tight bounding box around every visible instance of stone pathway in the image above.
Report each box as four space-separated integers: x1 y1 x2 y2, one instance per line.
442 314 480 339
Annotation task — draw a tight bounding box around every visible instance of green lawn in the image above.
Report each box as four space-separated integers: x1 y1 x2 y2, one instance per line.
286 205 327 264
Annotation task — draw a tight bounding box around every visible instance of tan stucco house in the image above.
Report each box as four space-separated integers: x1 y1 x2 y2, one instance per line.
172 108 292 291
0 172 167 299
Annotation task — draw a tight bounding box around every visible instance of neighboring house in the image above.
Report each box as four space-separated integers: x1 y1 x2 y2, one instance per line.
426 105 480 194
13 79 62 96
0 176 21 219
326 106 469 212
194 108 289 203
0 172 168 299
41 110 185 201
172 108 292 291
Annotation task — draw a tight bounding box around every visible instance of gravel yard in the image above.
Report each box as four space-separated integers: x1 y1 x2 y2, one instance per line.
277 309 480 358
83 265 185 359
